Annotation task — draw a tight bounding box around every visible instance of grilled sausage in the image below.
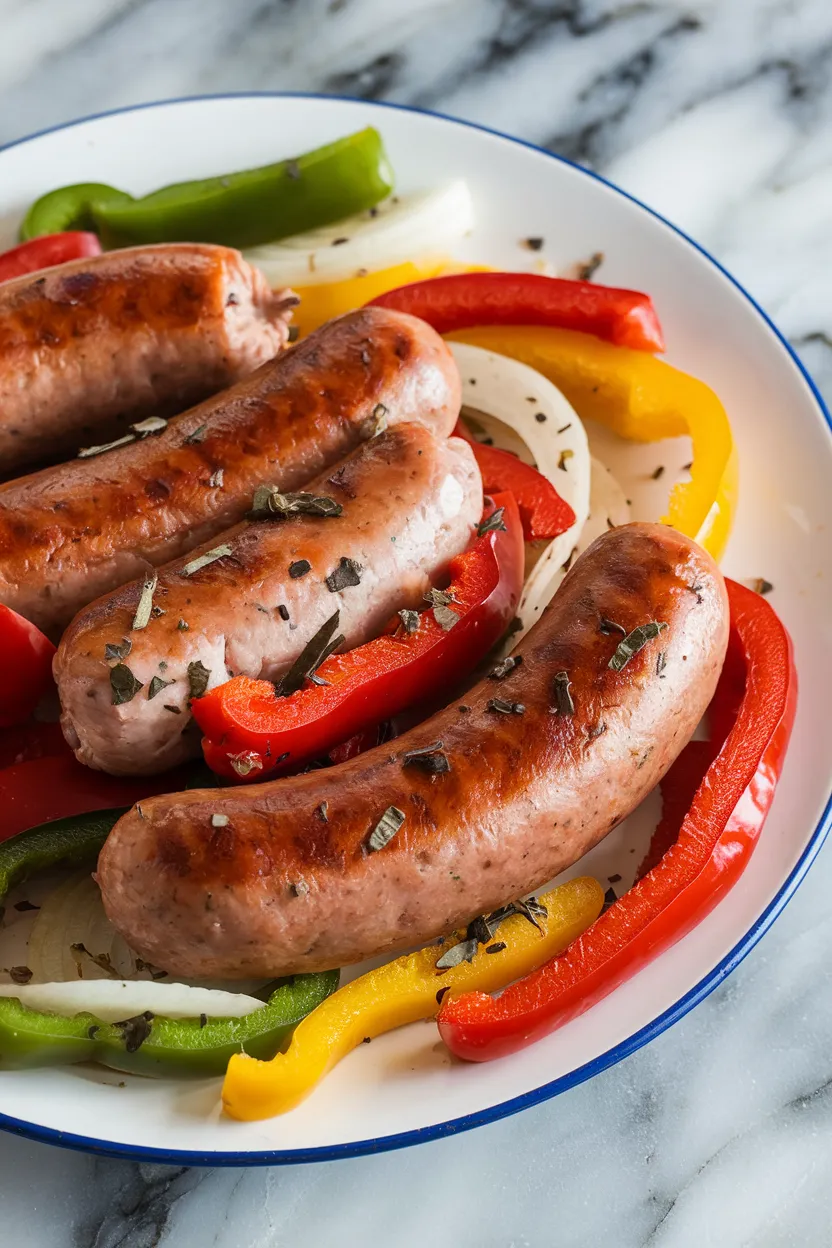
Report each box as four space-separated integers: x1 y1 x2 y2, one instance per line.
97 523 729 979
0 244 295 474
0 308 460 636
55 425 481 776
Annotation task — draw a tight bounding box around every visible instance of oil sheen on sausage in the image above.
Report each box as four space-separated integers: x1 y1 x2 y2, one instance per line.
97 523 729 979
0 243 295 474
55 424 480 776
0 307 460 636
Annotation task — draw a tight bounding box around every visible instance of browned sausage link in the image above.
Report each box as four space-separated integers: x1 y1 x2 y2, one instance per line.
0 307 461 636
55 426 481 777
0 244 294 475
97 523 729 980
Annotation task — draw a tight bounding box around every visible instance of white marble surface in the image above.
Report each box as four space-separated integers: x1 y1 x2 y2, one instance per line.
2 1 832 1243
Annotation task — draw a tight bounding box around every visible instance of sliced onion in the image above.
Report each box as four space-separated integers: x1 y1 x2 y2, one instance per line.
516 457 631 642
0 979 264 1021
27 870 269 994
449 340 591 601
243 181 474 287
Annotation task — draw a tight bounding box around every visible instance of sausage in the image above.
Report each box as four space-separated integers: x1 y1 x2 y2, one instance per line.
97 522 729 979
0 308 460 636
0 244 295 474
55 424 481 775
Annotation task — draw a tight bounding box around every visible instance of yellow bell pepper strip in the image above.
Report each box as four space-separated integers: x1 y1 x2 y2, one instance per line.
445 326 738 562
222 875 604 1120
291 258 448 337
292 262 490 337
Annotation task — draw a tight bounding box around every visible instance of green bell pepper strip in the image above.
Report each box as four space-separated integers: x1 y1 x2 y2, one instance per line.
0 809 339 1076
61 127 392 250
20 183 132 240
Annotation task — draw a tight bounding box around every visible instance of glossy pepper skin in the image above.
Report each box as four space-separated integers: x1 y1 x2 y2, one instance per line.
446 325 737 562
222 876 603 1120
437 579 796 1061
0 753 199 845
0 810 339 1076
453 420 576 541
0 974 339 1077
369 271 666 353
89 128 394 250
19 183 130 239
0 232 102 283
193 492 526 782
0 604 55 728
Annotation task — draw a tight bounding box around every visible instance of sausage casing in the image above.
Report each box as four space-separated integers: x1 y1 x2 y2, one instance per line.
97 523 729 979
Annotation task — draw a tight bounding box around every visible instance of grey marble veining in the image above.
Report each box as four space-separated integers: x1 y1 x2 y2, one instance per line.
1 2 832 1244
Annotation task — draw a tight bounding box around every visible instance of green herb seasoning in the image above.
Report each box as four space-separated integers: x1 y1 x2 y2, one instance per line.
104 638 132 661
486 698 525 715
477 507 507 537
397 608 420 634
489 655 523 680
275 611 342 696
250 488 342 519
131 573 158 631
366 806 406 853
608 621 668 672
553 670 575 716
147 675 174 701
187 660 211 700
181 545 233 577
110 664 143 706
289 559 312 579
402 742 451 775
325 557 362 592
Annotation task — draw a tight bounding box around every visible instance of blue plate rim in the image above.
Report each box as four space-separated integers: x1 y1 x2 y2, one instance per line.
0 90 830 1168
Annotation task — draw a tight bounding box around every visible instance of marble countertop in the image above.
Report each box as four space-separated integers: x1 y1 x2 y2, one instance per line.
2 1 832 1243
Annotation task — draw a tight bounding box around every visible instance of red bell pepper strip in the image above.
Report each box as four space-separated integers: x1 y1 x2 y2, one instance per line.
0 753 198 844
193 492 525 781
454 419 575 541
368 271 665 353
437 579 796 1061
0 231 101 284
0 721 69 770
0 605 56 729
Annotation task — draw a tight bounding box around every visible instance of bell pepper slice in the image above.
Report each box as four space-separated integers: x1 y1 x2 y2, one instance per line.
193 492 525 781
20 183 130 239
437 579 796 1061
222 875 604 1119
0 231 102 283
0 809 338 1075
0 721 68 770
0 754 197 844
369 271 665 352
453 420 575 541
445 325 737 562
0 605 56 728
86 128 394 250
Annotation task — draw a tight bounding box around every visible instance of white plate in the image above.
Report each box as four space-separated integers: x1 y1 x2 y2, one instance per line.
0 94 830 1166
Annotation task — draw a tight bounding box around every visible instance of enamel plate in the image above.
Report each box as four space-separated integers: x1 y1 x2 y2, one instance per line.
0 95 830 1165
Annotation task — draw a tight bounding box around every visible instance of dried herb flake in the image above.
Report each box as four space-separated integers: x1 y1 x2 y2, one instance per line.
489 655 523 680
187 660 211 700
325 557 362 593
553 670 575 717
131 573 158 631
275 611 341 697
366 806 406 853
110 664 143 705
104 638 132 661
250 488 342 519
608 621 668 672
487 698 525 715
181 545 232 577
147 675 174 701
397 608 420 634
402 742 451 775
477 507 507 537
